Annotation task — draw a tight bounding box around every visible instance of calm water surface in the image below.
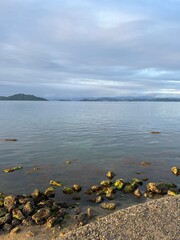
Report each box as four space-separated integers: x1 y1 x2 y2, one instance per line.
0 101 179 212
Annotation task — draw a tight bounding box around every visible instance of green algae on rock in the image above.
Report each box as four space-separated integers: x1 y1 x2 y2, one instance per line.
2 166 23 173
114 179 124 190
49 180 62 187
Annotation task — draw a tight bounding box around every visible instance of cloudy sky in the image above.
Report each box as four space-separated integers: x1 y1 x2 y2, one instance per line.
0 0 180 98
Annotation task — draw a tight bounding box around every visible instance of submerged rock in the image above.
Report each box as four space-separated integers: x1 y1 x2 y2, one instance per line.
123 183 137 193
171 166 180 176
141 161 151 166
63 187 74 194
150 131 160 134
100 202 116 210
106 171 116 180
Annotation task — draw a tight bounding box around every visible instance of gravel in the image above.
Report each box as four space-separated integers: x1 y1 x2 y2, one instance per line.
62 195 180 240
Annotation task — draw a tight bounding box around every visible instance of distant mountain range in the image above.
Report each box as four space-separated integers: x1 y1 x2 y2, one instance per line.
0 94 47 101
59 97 180 102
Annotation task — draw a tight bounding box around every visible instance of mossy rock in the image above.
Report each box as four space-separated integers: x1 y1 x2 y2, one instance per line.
32 207 51 225
123 183 136 193
114 179 124 190
12 208 25 221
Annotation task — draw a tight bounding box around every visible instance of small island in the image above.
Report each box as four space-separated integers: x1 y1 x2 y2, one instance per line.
0 94 47 101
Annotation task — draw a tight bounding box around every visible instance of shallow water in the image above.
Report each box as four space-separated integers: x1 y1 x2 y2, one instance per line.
0 101 179 213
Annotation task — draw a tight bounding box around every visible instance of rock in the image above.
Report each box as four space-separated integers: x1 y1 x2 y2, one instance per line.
106 192 116 200
44 187 55 198
0 213 12 225
31 189 45 203
0 138 17 142
104 187 116 194
4 195 16 212
46 216 57 228
0 207 7 217
132 178 143 186
146 182 177 194
144 191 154 198
133 189 142 198
72 184 82 192
95 196 103 203
10 226 20 234
63 187 74 194
142 178 148 181
32 207 51 225
106 171 116 180
100 202 116 210
86 208 96 218
23 201 34 216
12 208 25 221
171 166 180 176
49 180 62 187
91 185 99 192
2 223 13 232
167 190 178 196
22 216 34 226
2 166 23 173
11 219 21 227
65 160 71 164
100 180 112 187
18 196 33 205
84 189 93 195
114 179 124 190
150 131 160 134
141 161 151 166
123 183 137 193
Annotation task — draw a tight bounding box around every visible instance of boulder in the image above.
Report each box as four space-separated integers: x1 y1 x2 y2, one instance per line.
23 201 35 216
32 207 51 225
0 213 12 225
0 207 7 217
4 195 16 212
12 209 25 221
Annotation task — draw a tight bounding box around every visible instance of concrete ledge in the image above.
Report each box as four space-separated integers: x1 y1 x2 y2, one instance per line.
62 196 180 240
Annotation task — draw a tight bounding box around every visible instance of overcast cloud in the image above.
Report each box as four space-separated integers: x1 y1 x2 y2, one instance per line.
0 0 180 98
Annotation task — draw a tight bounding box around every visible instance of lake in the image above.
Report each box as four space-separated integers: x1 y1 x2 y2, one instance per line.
0 101 179 212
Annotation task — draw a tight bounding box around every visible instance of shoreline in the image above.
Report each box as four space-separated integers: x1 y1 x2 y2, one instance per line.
62 195 180 240
0 196 179 239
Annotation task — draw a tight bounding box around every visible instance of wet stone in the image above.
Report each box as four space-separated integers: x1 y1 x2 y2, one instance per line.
171 166 180 176
106 192 116 200
72 184 82 192
11 219 21 227
96 196 103 203
133 189 142 198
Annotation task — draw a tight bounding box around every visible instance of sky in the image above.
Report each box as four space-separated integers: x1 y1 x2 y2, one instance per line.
0 0 180 99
